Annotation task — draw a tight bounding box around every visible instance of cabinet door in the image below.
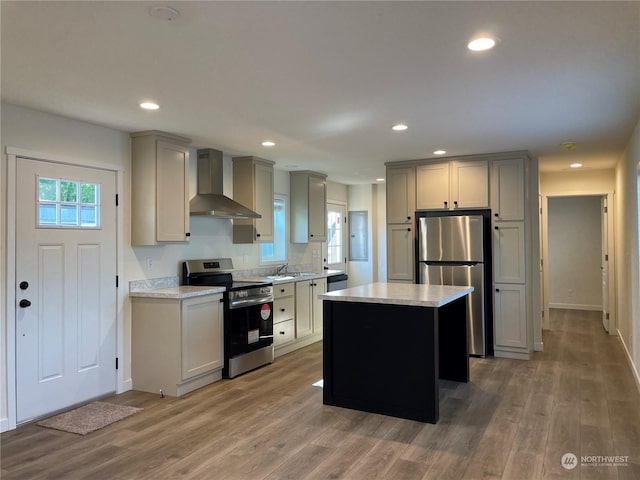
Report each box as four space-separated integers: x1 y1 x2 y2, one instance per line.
492 158 524 221
181 294 224 381
295 280 313 338
416 163 450 210
254 162 274 242
493 222 525 283
386 167 416 224
451 160 489 209
312 277 327 334
387 224 415 282
308 175 327 241
156 141 189 242
494 284 527 348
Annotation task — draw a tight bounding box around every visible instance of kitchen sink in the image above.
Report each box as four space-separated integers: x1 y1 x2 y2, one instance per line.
264 272 319 281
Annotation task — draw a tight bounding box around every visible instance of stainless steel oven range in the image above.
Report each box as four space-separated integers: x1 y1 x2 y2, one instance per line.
183 258 274 378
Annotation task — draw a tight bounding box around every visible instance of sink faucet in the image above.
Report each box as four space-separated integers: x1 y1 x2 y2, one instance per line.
276 263 288 274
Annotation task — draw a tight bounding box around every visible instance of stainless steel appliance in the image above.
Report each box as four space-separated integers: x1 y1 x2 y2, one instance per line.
183 258 274 378
416 211 492 357
327 273 348 291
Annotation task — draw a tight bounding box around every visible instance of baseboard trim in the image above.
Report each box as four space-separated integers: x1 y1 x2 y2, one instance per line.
549 303 602 311
494 349 531 360
0 417 9 433
118 378 133 394
534 341 544 352
617 329 640 394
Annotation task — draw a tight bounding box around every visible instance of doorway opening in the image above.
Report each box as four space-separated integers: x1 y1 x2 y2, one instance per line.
542 194 611 335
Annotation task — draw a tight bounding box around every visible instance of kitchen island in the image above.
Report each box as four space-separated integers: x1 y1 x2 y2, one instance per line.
319 282 474 423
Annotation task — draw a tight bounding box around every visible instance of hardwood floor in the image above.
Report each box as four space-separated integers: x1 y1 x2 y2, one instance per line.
2 309 639 479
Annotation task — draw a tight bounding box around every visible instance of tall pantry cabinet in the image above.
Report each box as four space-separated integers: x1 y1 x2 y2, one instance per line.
385 152 537 360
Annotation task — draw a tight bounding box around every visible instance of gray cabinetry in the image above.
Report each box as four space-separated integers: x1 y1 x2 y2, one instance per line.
132 293 224 397
290 171 327 243
130 131 191 246
233 156 275 243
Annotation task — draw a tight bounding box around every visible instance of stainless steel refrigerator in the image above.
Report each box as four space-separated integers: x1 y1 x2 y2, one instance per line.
417 212 492 357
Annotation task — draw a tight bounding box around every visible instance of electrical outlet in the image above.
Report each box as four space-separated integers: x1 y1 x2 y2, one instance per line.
146 258 153 271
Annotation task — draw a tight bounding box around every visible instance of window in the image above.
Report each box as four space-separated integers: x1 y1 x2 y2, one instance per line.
261 195 286 263
38 177 101 228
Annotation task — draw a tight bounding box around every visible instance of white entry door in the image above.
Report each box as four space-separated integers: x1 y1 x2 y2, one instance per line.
326 202 347 272
16 157 117 423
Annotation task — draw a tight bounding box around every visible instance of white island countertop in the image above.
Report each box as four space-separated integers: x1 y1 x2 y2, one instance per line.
319 282 474 308
129 285 225 299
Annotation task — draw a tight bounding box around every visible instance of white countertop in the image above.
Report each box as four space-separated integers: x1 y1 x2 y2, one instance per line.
129 285 225 299
319 282 474 307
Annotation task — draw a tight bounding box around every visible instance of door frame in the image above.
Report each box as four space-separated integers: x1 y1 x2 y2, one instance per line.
3 147 125 432
324 201 348 272
540 191 615 335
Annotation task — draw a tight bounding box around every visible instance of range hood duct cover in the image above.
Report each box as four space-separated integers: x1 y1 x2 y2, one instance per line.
190 148 261 219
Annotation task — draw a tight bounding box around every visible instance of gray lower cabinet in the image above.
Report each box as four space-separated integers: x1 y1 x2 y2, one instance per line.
273 282 296 349
132 293 224 396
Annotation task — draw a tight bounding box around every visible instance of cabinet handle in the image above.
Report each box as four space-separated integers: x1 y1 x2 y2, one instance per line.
407 228 411 232
185 232 191 237
220 298 224 303
494 213 499 217
280 288 286 293
279 331 286 335
444 201 448 207
494 226 499 230
496 288 500 292
454 201 458 208
256 233 261 238
310 234 314 238
280 308 286 312
407 216 411 220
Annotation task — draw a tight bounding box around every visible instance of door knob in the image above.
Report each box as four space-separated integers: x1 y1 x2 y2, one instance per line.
19 299 31 308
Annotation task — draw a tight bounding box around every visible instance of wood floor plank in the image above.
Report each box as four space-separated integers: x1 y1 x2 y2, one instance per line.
2 310 639 480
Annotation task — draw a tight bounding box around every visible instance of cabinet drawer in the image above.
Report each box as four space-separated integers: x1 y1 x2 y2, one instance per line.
274 319 295 346
274 282 295 299
274 296 295 323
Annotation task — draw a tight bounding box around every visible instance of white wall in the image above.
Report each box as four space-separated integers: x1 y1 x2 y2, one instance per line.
614 116 640 388
0 103 336 430
547 196 602 309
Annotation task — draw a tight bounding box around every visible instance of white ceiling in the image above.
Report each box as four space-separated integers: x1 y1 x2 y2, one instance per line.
2 1 639 183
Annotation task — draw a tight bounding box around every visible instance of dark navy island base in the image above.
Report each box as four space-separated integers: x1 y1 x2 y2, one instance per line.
322 296 469 424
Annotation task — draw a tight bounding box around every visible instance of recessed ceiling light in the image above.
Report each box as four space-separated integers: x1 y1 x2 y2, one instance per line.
433 150 447 155
570 163 583 168
149 5 180 21
261 141 275 147
467 37 497 52
561 142 578 150
140 102 159 110
392 124 408 131
376 178 385 182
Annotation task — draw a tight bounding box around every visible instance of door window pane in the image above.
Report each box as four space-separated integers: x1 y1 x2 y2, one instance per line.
37 176 101 228
327 209 343 265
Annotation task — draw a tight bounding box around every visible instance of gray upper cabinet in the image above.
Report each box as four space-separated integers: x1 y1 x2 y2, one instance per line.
232 156 275 243
130 131 191 246
290 171 327 243
416 160 489 210
386 166 416 224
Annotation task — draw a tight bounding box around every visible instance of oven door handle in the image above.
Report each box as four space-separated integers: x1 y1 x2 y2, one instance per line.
259 335 274 339
229 296 274 309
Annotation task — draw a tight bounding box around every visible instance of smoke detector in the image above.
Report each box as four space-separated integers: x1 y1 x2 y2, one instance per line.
149 6 180 21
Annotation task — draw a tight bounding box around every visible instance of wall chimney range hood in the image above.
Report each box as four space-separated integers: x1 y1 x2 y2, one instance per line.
190 148 261 219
